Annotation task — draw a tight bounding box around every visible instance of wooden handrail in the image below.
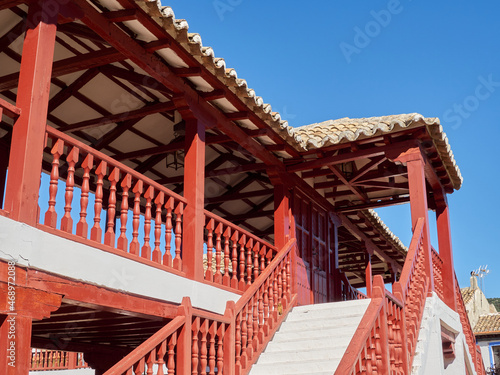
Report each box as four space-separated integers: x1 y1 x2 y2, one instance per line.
396 217 425 300
235 238 294 312
0 97 20 119
102 315 185 374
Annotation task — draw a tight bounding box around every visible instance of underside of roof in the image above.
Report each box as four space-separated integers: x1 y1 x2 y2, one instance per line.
0 0 461 286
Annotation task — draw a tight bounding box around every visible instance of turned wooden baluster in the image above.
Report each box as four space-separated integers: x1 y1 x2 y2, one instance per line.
223 227 231 286
253 243 260 283
167 333 176 374
192 317 200 375
217 323 224 375
238 234 247 290
253 292 259 350
208 322 216 375
214 223 223 284
286 253 291 299
274 270 279 314
282 264 288 304
156 341 166 375
235 313 242 369
163 197 174 267
133 358 145 375
205 218 215 281
117 174 131 251
246 238 253 287
145 348 155 375
60 146 79 233
141 186 155 260
241 306 248 358
200 320 208 374
247 298 254 356
268 274 275 324
90 161 107 242
263 278 270 330
231 231 239 289
104 167 120 246
173 202 183 270
44 139 64 228
129 180 143 256
152 192 164 264
258 284 264 343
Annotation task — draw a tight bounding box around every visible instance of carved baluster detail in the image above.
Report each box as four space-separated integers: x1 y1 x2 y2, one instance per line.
263 278 270 333
253 243 260 282
214 223 223 284
253 292 259 349
235 313 242 369
173 202 183 270
200 320 208 374
268 273 275 324
247 298 253 355
167 333 176 374
208 322 216 375
223 227 231 286
286 252 291 299
76 154 93 238
60 146 79 233
246 238 253 287
217 323 224 375
238 234 247 290
192 317 200 375
145 348 155 375
152 192 164 264
231 231 239 289
104 167 120 246
156 341 166 375
141 186 154 260
90 161 107 242
241 306 248 355
117 174 131 251
205 218 214 281
278 264 283 301
44 139 64 228
129 180 143 255
133 358 145 375
163 197 174 267
258 284 264 342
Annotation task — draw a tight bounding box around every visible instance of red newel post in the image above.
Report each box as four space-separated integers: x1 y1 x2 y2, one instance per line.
4 1 58 225
183 115 206 281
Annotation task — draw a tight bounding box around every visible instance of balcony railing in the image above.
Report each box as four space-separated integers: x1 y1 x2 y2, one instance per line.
30 349 88 371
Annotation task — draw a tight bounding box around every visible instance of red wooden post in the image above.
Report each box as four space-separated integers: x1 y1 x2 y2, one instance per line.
273 183 290 250
223 301 236 375
177 297 192 375
393 147 434 293
435 192 458 311
365 251 373 298
4 0 58 225
183 116 206 281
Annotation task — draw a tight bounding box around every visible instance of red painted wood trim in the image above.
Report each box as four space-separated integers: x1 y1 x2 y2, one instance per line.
0 97 20 118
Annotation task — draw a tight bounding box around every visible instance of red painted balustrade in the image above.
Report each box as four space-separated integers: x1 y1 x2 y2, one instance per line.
101 239 296 375
432 247 445 301
392 217 428 367
454 275 486 375
336 276 407 374
338 270 367 301
203 210 278 290
0 97 20 120
30 349 88 371
42 126 187 270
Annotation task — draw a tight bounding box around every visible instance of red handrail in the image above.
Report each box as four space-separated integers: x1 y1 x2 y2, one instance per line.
0 97 20 119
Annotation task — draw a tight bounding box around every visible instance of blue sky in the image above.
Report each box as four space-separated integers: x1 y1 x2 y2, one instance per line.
168 1 500 297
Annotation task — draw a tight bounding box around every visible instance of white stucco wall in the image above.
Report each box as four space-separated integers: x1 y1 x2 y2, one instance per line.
411 292 476 375
0 215 239 314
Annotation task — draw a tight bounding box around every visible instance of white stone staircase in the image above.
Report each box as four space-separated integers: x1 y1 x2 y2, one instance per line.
249 299 371 375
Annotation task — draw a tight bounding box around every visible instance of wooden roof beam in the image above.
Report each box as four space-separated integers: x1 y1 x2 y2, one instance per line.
336 196 410 213
103 9 138 23
205 189 272 204
99 65 174 95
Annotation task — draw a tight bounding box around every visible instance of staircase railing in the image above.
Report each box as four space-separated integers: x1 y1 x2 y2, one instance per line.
454 274 486 375
335 275 406 374
393 217 428 366
102 238 297 375
339 270 367 301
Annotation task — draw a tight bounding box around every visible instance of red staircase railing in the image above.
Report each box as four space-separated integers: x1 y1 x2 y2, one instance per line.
339 270 367 301
102 238 296 375
30 349 88 371
335 276 406 374
0 97 20 120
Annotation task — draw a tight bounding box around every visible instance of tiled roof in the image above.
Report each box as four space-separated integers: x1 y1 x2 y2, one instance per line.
474 314 500 335
363 209 407 255
294 114 463 190
136 3 462 190
461 287 475 304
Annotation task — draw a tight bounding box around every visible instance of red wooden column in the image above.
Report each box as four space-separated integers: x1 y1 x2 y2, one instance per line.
329 213 341 302
4 1 58 225
273 182 290 250
365 250 373 298
435 191 458 310
0 144 8 209
0 273 62 375
182 114 206 281
394 147 434 293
